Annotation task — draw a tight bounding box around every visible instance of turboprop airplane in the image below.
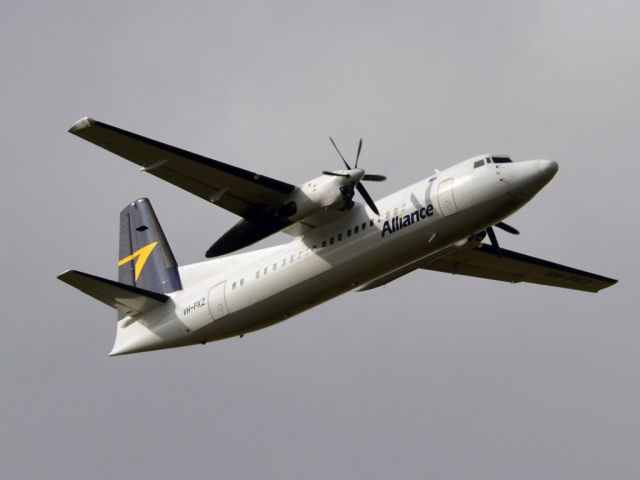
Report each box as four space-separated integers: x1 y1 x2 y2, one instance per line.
58 117 617 355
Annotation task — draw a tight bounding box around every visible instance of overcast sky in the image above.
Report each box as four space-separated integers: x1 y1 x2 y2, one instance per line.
1 1 638 478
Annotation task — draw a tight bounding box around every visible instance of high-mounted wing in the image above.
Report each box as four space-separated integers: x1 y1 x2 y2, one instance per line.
69 117 296 218
422 244 617 293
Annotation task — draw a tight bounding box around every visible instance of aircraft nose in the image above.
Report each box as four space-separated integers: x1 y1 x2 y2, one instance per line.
503 159 558 199
537 159 558 180
527 159 558 189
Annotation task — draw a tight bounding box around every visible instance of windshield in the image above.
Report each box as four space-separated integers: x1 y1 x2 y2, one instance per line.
491 156 512 163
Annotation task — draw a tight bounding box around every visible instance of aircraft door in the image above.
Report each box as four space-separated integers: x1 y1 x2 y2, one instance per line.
208 281 229 320
437 178 459 216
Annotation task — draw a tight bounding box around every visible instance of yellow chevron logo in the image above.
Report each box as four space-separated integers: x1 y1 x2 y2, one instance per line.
118 241 159 281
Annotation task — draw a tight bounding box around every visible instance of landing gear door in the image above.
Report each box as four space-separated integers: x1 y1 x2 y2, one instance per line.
208 281 229 320
437 178 458 216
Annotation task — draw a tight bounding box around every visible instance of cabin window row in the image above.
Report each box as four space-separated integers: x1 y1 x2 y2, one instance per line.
231 219 376 290
313 219 375 250
247 248 312 284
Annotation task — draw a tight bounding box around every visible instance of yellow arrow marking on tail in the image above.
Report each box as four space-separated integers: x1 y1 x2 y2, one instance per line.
118 241 159 281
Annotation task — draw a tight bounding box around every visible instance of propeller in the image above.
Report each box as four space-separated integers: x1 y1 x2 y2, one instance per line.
327 137 386 215
486 226 501 256
362 174 387 181
495 221 520 235
485 221 519 256
329 137 351 170
321 170 350 178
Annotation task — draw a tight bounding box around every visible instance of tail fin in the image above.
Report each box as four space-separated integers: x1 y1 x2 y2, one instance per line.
118 198 182 294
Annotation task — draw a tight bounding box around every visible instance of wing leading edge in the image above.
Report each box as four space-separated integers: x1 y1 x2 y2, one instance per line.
68 117 296 218
421 244 617 293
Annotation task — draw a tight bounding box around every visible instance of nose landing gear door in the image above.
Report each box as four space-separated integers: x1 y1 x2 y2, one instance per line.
208 281 229 320
437 178 459 216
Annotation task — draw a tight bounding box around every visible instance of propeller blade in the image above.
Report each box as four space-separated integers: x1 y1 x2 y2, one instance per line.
355 138 362 168
486 226 501 257
322 170 350 177
356 183 380 216
362 174 387 182
329 137 351 169
495 221 520 235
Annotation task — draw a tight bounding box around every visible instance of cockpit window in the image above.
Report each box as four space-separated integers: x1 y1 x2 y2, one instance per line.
473 159 485 168
491 156 512 163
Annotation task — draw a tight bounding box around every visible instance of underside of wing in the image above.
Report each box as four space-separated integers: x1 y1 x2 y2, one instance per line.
421 243 617 293
69 117 296 218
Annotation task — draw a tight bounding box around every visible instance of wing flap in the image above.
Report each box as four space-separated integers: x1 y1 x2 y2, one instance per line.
422 244 617 293
58 270 170 316
69 117 296 217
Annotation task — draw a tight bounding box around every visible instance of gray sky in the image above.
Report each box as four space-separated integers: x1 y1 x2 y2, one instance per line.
1 1 638 478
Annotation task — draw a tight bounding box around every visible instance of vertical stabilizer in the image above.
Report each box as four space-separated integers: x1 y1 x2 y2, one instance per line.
118 198 182 295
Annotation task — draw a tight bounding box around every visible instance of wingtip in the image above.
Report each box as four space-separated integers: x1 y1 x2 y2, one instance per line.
57 269 73 281
68 116 95 134
594 276 618 292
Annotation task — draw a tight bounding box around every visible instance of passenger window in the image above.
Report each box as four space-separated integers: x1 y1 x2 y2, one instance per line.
354 225 359 233
338 233 343 241
281 258 286 266
232 282 237 290
362 222 366 230
272 263 277 271
290 255 294 262
256 271 260 279
370 220 374 226
263 267 268 275
347 229 352 237
330 237 334 245
240 278 244 287
322 240 326 247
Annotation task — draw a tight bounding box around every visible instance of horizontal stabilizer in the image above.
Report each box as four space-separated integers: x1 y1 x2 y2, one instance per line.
58 270 170 316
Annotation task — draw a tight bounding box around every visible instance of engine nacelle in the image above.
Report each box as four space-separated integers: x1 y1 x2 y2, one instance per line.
279 173 356 222
206 172 361 257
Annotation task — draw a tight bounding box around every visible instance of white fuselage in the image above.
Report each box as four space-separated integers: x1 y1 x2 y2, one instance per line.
110 156 558 355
